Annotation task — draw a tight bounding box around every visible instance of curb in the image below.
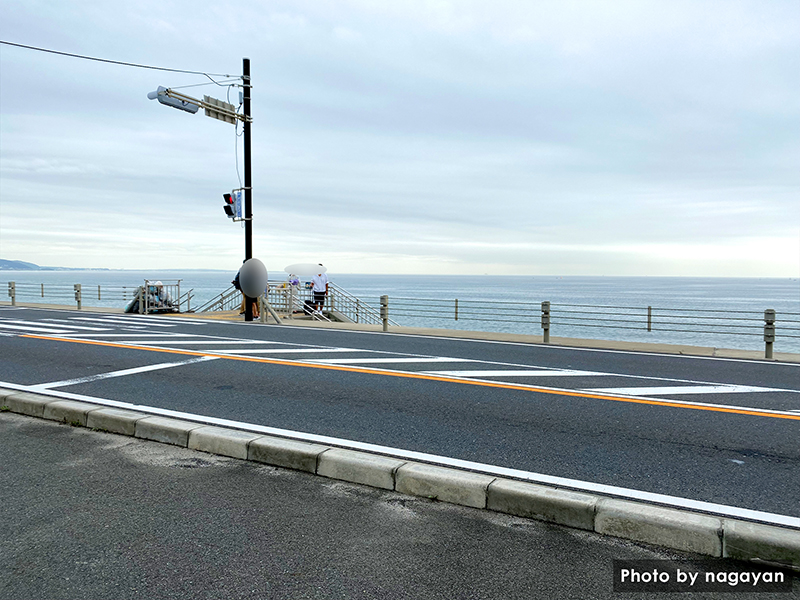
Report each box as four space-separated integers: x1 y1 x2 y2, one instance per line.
2 387 799 571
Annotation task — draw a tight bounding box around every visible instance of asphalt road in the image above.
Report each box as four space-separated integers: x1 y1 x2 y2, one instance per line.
3 412 798 600
2 306 799 518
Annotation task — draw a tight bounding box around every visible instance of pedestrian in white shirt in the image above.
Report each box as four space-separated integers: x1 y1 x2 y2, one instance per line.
311 265 329 313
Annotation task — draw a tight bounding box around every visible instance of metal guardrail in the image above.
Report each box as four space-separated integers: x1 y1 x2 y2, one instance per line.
266 282 393 326
193 285 241 313
5 280 193 314
380 296 800 359
195 281 393 326
6 279 797 357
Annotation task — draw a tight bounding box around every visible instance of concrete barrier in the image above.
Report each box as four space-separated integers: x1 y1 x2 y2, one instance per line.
248 435 328 473
135 416 204 447
487 479 597 531
86 408 149 436
3 391 58 418
188 426 263 460
396 462 495 509
595 498 723 556
0 387 17 401
724 519 800 568
42 400 102 427
317 448 405 490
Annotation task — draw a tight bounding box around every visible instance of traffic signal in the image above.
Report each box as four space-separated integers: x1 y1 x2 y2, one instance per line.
223 193 236 218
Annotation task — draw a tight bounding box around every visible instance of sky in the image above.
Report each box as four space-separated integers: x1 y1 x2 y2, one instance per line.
0 0 798 277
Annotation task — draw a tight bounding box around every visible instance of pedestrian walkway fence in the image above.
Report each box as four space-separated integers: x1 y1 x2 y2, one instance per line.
374 296 798 359
6 280 194 314
193 281 395 327
123 280 192 314
5 280 798 358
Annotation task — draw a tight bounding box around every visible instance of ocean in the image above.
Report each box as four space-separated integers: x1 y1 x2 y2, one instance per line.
2 270 799 353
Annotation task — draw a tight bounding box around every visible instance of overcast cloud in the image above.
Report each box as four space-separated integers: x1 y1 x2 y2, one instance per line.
0 0 798 275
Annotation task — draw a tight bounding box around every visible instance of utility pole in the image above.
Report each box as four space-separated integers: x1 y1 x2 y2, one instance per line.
242 58 255 321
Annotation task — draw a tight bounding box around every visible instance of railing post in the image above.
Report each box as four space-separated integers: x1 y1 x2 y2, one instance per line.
74 284 82 310
41 283 44 298
259 295 266 323
138 287 145 314
764 309 776 359
455 299 459 321
541 301 550 343
647 306 652 332
98 285 101 301
380 295 389 332
8 282 15 306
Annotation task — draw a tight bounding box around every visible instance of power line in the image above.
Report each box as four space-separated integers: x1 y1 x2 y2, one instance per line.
171 78 242 90
0 39 236 79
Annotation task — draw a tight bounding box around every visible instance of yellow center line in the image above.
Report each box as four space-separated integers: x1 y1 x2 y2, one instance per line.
22 334 800 421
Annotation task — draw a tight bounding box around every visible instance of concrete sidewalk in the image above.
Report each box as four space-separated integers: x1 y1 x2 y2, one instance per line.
3 411 798 600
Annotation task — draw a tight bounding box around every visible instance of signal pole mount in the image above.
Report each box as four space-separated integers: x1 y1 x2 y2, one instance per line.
147 58 255 321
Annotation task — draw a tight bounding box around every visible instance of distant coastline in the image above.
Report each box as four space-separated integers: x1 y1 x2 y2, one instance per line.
0 259 229 273
0 259 110 272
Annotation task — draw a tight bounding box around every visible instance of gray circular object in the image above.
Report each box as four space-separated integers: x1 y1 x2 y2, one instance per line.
239 258 268 298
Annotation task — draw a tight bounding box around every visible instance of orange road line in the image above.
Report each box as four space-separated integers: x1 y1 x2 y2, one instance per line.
22 334 800 421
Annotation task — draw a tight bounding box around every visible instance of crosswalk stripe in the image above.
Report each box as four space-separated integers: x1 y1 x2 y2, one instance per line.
37 320 112 331
62 333 202 338
213 347 365 354
583 385 776 396
424 369 600 377
313 357 473 365
2 319 109 332
122 340 275 345
69 317 176 327
29 356 219 390
0 323 72 334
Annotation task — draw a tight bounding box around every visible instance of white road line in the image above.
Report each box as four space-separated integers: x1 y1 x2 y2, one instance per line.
27 356 219 391
44 323 113 331
0 323 73 334
135 316 210 324
58 333 207 338
69 317 176 328
124 340 277 345
102 315 194 323
215 347 367 354
424 369 601 377
311 357 474 365
5 319 110 332
584 385 777 396
2 381 798 529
